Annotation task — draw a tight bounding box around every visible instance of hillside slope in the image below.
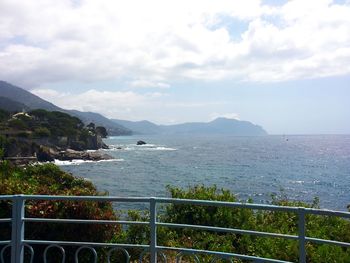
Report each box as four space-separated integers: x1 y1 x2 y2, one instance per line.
111 119 161 134
0 81 131 135
0 96 30 112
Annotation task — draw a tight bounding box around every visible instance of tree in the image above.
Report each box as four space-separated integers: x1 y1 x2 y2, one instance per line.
96 126 108 138
33 127 51 138
87 122 95 131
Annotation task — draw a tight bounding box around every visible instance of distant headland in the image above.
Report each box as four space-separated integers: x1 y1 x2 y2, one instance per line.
0 80 268 137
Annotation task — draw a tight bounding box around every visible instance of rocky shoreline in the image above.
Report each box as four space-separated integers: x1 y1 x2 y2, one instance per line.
55 149 114 161
37 147 114 162
4 148 114 166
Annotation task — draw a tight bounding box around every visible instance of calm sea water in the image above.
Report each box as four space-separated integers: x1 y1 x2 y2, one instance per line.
59 135 350 211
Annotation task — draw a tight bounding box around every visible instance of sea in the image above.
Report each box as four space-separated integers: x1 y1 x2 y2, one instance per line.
57 135 350 211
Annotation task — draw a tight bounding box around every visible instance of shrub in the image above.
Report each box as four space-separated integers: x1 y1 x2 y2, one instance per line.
0 136 10 157
0 109 9 122
8 118 27 130
120 185 350 262
0 163 120 262
96 126 108 138
33 127 51 138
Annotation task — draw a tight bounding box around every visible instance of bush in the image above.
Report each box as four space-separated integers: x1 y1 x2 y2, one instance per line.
1 165 349 263
172 186 350 262
0 109 9 122
0 163 120 262
120 185 350 262
0 136 10 157
96 126 108 138
8 118 27 130
33 127 51 138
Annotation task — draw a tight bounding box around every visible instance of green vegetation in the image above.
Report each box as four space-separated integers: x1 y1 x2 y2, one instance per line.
0 109 108 160
7 109 84 138
96 126 108 138
120 185 350 262
0 161 349 262
33 127 51 138
0 109 10 122
0 162 119 261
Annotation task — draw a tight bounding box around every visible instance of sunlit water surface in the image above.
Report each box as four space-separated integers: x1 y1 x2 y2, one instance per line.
59 135 350 211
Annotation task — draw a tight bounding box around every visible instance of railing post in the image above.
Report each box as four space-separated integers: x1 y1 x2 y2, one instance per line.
150 197 157 263
298 208 306 263
11 195 25 263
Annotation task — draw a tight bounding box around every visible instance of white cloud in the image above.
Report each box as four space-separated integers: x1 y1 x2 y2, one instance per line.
0 0 350 87
31 88 232 124
31 88 164 119
129 80 170 89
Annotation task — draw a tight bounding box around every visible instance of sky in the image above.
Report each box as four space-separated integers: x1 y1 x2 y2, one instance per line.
0 0 349 134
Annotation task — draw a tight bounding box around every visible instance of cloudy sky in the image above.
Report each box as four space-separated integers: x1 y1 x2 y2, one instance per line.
1 0 349 134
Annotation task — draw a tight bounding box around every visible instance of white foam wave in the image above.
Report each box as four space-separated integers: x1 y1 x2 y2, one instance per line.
126 146 176 151
106 144 176 151
106 145 124 151
137 144 156 147
54 158 124 166
290 180 305 184
152 147 177 151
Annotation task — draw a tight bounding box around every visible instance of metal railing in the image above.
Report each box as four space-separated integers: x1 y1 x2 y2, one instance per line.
0 195 350 263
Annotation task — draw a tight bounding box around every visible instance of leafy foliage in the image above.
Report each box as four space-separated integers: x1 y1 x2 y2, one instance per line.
0 109 9 122
0 109 109 158
0 159 349 262
121 185 350 262
29 109 84 137
96 126 108 138
0 162 119 261
32 127 51 138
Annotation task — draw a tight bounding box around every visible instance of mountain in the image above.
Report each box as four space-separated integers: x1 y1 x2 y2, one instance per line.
1 80 267 136
112 117 267 136
0 96 30 112
0 80 131 135
111 119 161 134
0 81 61 111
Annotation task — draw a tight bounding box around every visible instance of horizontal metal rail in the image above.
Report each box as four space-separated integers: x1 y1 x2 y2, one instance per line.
156 197 350 218
24 240 149 249
17 195 151 202
24 218 148 225
305 237 350 248
157 246 293 263
0 194 350 263
157 222 299 240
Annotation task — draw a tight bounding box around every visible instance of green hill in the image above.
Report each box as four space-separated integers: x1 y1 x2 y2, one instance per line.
0 109 109 161
0 80 131 135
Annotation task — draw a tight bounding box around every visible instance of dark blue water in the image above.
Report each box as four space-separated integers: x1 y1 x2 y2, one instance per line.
59 135 350 211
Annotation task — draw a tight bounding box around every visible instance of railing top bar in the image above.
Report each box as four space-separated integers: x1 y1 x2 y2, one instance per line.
303 208 350 218
158 198 350 216
1 195 349 216
13 195 151 202
0 195 15 200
